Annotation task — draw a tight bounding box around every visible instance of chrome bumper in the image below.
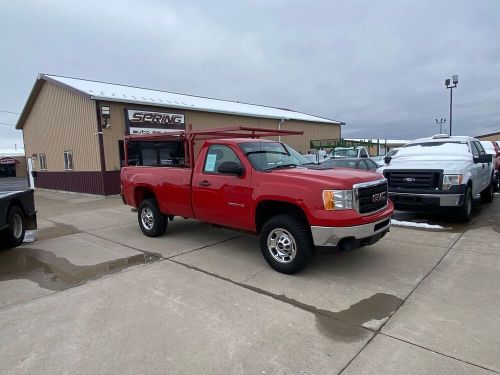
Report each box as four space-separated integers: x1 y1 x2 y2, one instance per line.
310 216 391 247
388 192 463 207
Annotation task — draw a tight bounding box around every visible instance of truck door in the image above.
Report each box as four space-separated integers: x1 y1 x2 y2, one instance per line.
192 144 252 230
471 141 488 193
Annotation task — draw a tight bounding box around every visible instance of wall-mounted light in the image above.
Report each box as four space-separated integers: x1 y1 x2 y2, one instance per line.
101 106 111 129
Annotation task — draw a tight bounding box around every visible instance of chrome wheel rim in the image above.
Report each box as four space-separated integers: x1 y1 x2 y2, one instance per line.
12 213 23 239
141 208 154 230
267 228 297 263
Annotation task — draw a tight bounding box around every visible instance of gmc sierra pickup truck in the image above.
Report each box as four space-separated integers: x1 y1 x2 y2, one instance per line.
121 126 393 274
379 135 493 221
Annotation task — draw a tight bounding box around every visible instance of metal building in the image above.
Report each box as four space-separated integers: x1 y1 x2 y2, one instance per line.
16 74 343 195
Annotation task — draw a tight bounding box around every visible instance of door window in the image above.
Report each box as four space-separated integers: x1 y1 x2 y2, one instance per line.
470 142 480 157
365 159 378 170
473 141 486 155
204 145 242 174
358 160 368 170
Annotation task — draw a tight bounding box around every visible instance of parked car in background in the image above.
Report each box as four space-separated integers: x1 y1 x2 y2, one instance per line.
327 146 369 159
373 148 401 166
314 157 380 171
479 141 500 191
379 134 494 221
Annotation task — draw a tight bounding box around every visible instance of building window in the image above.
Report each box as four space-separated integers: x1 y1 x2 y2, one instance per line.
38 154 47 170
64 151 74 170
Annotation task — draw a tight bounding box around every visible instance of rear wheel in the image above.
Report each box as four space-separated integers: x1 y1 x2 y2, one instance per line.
259 214 314 274
457 186 473 222
480 180 494 203
5 205 25 248
138 199 168 237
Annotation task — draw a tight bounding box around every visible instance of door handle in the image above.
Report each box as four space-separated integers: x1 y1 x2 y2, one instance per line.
199 180 211 187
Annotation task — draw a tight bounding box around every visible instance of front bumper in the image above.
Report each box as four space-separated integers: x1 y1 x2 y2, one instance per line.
311 216 391 247
389 192 464 208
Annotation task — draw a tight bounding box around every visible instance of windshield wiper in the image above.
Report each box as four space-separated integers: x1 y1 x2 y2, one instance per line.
266 163 298 171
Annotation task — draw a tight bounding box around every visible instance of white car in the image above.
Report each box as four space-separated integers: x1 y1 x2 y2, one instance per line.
378 134 494 221
328 146 369 159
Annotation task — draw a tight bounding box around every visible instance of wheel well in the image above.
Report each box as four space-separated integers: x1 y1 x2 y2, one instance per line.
255 200 308 233
134 187 156 207
7 199 25 216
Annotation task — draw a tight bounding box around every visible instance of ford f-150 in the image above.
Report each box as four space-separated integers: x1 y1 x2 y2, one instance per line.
379 134 493 221
121 126 393 274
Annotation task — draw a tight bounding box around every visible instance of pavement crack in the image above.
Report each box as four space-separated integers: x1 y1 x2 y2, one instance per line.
380 333 500 374
167 235 242 259
168 258 375 336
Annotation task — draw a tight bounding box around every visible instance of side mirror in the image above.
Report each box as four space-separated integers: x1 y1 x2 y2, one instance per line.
384 156 391 164
217 161 244 176
473 154 491 164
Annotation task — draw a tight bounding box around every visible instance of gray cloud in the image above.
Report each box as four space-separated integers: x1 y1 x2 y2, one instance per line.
1 0 499 150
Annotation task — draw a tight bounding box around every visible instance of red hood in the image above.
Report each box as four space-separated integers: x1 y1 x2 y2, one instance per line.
266 167 384 189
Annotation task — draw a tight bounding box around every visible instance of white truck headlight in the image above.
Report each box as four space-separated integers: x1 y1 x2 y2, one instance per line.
442 174 463 190
323 190 353 210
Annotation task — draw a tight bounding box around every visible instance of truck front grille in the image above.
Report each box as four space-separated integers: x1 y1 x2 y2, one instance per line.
385 171 442 190
356 180 388 215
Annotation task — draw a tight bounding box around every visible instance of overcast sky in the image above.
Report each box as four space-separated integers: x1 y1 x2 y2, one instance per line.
1 0 499 150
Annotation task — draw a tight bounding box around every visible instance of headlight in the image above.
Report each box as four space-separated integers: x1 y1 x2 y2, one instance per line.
322 190 353 210
442 174 462 190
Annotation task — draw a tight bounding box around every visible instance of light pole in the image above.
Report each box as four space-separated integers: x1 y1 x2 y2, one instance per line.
445 75 458 136
435 118 446 134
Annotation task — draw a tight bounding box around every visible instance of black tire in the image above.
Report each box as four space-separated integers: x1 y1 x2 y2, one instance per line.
5 205 25 248
137 199 168 237
457 186 473 222
480 180 494 203
259 214 314 274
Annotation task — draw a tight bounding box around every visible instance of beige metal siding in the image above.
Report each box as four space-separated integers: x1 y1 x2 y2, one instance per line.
101 102 341 169
477 133 500 142
23 82 100 172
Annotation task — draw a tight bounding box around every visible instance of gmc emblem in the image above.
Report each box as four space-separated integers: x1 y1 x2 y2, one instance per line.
372 192 386 203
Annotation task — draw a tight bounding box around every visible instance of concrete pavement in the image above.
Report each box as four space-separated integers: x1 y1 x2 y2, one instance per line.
0 190 499 374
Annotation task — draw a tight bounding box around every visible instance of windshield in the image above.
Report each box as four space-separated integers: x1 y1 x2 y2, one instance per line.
397 141 470 157
385 149 398 158
239 142 309 171
332 148 358 157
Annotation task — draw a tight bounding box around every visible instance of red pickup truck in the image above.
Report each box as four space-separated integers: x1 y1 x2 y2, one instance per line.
121 126 393 274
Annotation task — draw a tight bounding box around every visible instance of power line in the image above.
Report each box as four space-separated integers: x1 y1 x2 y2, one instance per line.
0 109 20 115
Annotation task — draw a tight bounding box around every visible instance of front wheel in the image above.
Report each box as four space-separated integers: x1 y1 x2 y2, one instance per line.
259 214 314 274
457 186 473 222
138 199 168 237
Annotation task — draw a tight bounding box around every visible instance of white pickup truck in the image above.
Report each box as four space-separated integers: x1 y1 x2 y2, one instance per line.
378 135 494 221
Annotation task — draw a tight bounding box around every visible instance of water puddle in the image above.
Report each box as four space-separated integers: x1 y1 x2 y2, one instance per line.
0 247 161 291
276 292 403 341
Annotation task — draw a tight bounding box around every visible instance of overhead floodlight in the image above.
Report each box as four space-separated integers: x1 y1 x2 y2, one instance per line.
445 79 450 87
452 75 458 84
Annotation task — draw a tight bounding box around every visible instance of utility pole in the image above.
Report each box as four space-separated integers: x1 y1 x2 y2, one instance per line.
445 75 458 136
435 118 446 134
